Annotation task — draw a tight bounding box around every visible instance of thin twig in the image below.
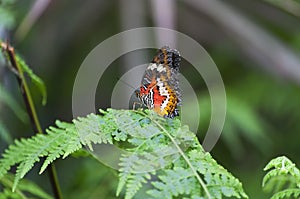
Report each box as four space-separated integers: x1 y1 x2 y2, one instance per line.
0 41 63 199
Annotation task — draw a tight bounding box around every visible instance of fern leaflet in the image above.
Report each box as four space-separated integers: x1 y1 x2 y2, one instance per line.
0 109 248 198
263 156 300 199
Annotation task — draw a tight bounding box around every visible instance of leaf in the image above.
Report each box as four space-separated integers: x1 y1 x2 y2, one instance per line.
263 156 300 198
0 109 248 198
271 188 300 199
111 109 248 199
15 55 47 105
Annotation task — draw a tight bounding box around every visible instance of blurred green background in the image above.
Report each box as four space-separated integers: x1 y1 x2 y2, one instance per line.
1 0 300 198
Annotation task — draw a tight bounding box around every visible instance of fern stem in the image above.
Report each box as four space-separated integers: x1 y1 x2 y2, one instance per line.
148 115 212 199
1 42 63 199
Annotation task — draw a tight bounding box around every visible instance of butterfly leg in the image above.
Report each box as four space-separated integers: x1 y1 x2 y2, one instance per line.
132 101 143 110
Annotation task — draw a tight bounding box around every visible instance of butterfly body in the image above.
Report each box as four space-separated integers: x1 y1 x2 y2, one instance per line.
136 46 181 118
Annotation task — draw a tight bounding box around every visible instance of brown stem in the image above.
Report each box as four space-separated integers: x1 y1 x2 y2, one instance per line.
1 41 63 199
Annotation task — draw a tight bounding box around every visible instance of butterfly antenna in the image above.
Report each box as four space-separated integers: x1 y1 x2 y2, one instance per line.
117 77 137 91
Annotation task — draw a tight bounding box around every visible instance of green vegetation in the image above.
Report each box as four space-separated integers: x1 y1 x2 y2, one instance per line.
0 109 248 199
1 1 300 198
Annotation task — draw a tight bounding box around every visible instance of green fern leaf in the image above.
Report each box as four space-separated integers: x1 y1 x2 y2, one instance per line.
263 156 300 198
117 153 154 198
75 113 114 150
0 109 248 198
0 139 27 179
146 146 247 199
0 120 81 191
148 167 197 198
40 121 82 173
117 169 129 197
125 173 151 199
113 109 248 199
271 188 300 199
0 111 116 191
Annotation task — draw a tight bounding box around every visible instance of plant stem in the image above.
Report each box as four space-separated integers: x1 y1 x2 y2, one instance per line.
140 111 212 199
1 42 63 199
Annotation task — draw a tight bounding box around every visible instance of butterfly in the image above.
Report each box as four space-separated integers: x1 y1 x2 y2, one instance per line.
136 46 181 118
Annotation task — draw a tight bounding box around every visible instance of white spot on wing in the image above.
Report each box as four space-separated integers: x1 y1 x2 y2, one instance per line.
147 63 166 72
157 64 166 72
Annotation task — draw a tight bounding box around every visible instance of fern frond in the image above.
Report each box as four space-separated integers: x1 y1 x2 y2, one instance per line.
0 139 28 178
125 172 151 199
0 111 118 191
12 129 76 190
189 147 247 199
146 146 247 199
74 113 114 150
40 121 82 173
148 167 197 199
0 109 247 198
264 156 296 171
271 188 300 199
113 109 248 199
263 156 300 198
0 120 81 191
117 153 154 198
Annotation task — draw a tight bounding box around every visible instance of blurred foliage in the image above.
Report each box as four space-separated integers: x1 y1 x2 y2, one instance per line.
62 156 119 199
0 0 16 29
0 83 27 144
0 173 52 199
196 72 300 159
